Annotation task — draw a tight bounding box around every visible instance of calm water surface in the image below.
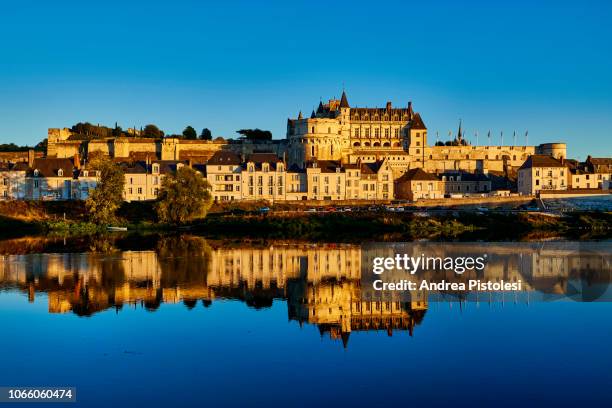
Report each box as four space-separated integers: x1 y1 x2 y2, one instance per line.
1 236 611 407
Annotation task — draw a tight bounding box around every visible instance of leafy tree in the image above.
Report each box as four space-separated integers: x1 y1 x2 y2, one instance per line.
236 128 272 141
85 157 125 225
143 124 164 138
155 166 212 225
182 126 197 140
199 128 212 140
0 143 30 152
435 141 445 146
112 125 123 137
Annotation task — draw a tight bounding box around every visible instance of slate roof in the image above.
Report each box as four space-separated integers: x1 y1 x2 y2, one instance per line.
207 151 241 165
28 158 75 177
396 168 438 182
519 155 565 170
410 112 427 130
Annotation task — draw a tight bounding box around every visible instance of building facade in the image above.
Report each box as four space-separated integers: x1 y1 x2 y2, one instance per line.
517 155 567 195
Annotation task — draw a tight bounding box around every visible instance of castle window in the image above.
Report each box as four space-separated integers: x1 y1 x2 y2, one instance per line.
383 142 390 147
353 142 360 147
311 126 315 133
57 169 63 177
355 128 360 137
373 142 380 147
385 128 389 137
364 142 370 147
328 127 331 133
374 128 380 137
365 128 370 137
394 129 399 137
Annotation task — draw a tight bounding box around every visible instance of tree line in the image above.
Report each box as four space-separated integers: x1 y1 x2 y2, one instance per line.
70 122 214 140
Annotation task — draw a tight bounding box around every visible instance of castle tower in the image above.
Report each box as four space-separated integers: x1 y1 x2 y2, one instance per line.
407 112 427 156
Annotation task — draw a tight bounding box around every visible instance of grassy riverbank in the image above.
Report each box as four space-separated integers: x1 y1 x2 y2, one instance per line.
1 200 610 241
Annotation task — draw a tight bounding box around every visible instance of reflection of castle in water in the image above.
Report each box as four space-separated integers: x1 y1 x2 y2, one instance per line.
1 238 610 346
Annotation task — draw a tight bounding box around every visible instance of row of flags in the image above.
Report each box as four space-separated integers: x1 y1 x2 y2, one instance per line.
435 130 529 146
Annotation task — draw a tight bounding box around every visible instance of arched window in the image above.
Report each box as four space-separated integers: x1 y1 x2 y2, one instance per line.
58 169 63 177
353 142 361 147
364 142 371 147
311 126 315 133
373 142 380 147
383 142 390 147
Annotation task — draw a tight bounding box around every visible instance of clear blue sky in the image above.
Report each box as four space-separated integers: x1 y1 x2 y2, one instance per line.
0 0 611 160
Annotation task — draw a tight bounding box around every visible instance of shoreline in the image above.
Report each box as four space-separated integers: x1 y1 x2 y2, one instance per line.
1 209 610 243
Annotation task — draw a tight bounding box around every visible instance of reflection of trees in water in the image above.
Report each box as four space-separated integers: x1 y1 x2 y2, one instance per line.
156 235 212 287
87 233 118 254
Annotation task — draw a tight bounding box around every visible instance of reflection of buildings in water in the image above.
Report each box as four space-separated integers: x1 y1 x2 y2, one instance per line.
1 241 610 343
287 278 427 346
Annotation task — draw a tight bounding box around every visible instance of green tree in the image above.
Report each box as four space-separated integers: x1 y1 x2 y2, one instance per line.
236 128 272 141
182 126 197 140
85 157 125 225
199 128 212 140
143 124 164 138
155 166 212 225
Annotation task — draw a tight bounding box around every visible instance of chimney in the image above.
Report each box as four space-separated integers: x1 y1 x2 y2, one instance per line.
188 159 193 168
386 101 392 111
73 153 80 170
27 149 35 168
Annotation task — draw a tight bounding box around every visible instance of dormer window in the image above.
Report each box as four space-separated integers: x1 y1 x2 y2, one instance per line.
33 169 39 177
57 169 63 177
83 170 89 177
152 164 160 174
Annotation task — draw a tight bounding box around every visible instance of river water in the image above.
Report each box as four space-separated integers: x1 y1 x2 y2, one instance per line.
0 236 611 407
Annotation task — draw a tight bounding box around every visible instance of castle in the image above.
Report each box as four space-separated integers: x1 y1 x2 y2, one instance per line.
287 91 566 177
